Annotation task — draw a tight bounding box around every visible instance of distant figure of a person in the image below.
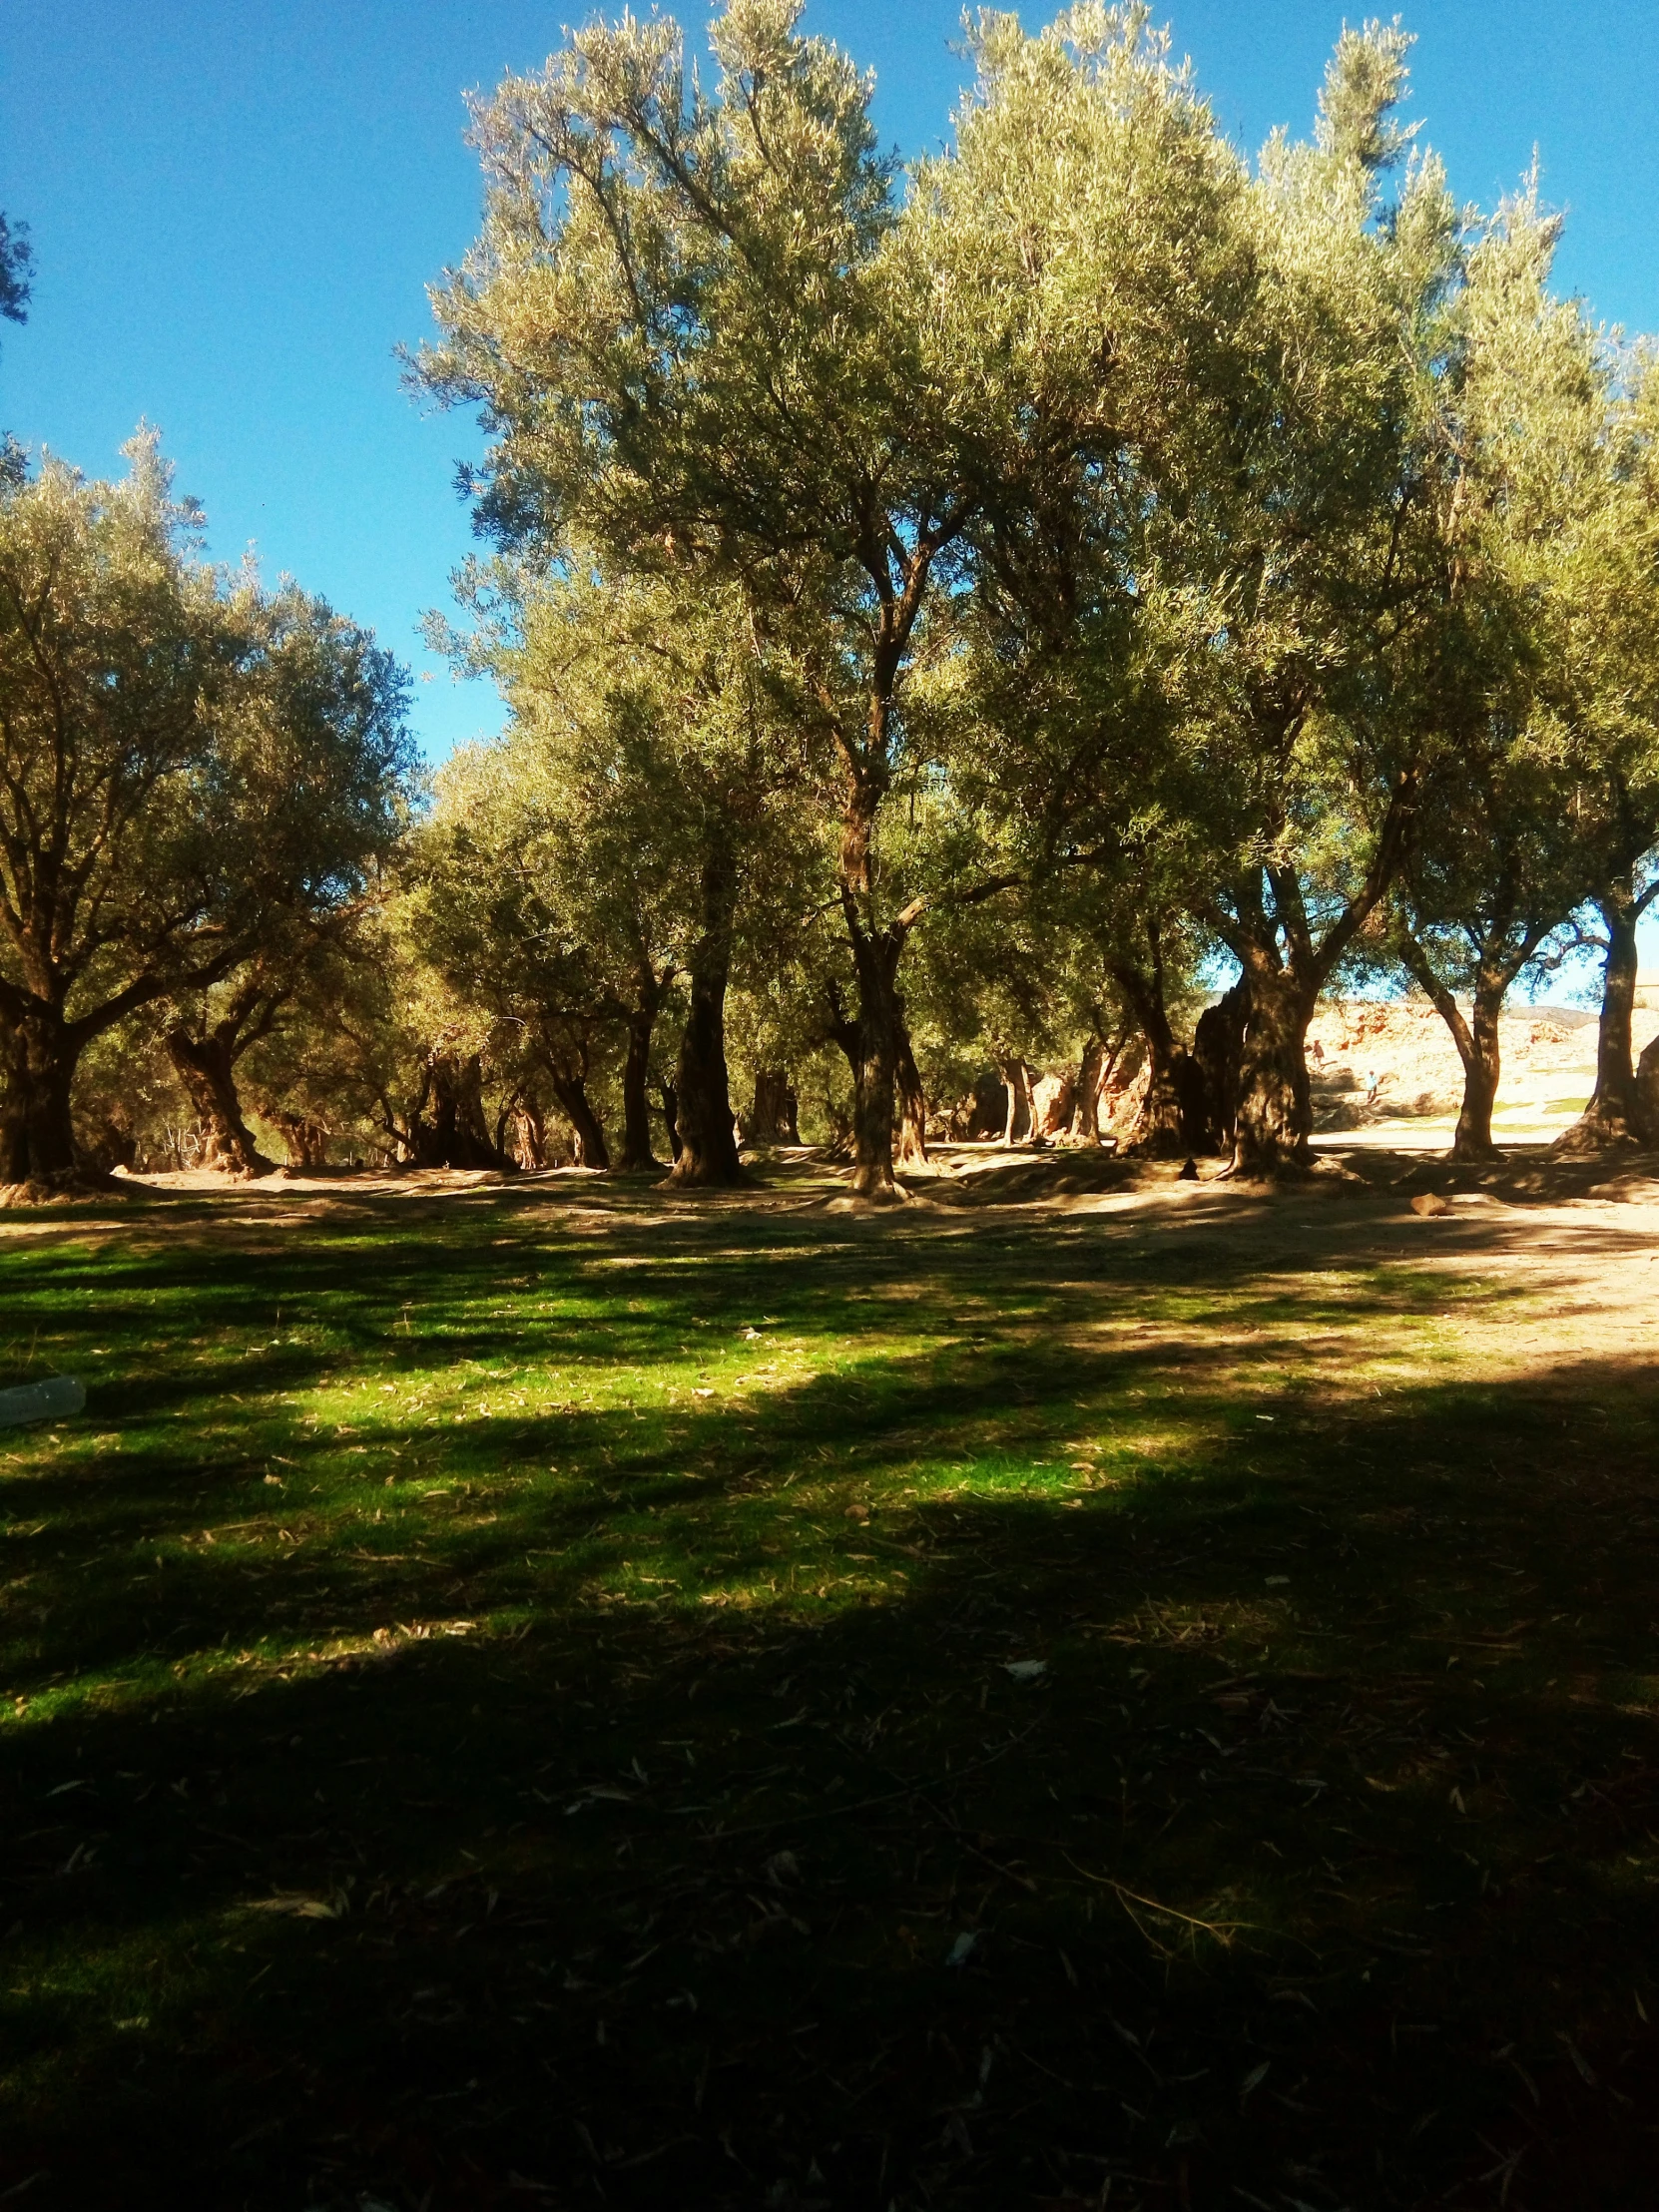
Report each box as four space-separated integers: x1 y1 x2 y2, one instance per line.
1364 1067 1380 1107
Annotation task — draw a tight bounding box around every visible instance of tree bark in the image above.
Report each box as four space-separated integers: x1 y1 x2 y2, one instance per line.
895 1028 929 1168
1213 773 1414 1175
165 1024 275 1177
1398 937 1514 1162
546 1067 610 1170
995 1055 1031 1145
748 1068 801 1145
618 959 669 1173
844 912 905 1198
1558 885 1650 1151
1071 1037 1107 1144
660 1078 682 1162
260 1106 331 1172
1230 964 1319 1175
671 841 743 1187
507 1094 548 1171
1111 948 1208 1157
0 1004 83 1188
1193 979 1250 1153
410 1054 511 1171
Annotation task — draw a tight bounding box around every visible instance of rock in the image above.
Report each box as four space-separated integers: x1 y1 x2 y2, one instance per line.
0 1376 86 1428
1409 1192 1452 1217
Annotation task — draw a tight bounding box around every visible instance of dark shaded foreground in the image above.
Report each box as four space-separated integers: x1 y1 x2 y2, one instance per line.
1 1164 1658 2209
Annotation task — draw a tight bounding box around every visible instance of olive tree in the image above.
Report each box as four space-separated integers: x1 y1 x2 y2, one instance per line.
0 437 413 1191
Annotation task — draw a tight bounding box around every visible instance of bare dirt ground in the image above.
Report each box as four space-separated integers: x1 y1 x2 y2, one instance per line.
15 1135 1659 1392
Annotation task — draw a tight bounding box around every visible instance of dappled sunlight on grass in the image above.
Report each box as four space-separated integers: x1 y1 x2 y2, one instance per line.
4 1163 1659 2206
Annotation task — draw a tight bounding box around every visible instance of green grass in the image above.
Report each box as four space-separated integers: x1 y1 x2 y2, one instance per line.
2 1162 1657 2209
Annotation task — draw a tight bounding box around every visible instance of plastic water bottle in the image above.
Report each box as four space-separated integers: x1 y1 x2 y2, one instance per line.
0 1376 86 1428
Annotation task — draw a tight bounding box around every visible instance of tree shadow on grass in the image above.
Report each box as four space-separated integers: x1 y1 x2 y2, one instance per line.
4 1316 1659 2207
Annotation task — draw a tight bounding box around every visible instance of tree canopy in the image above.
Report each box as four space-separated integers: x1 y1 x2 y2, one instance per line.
11 7 1659 1193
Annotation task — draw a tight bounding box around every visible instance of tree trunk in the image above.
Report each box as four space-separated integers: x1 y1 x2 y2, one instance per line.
895 1028 929 1168
1111 954 1208 1157
671 843 743 1187
504 1094 547 1171
618 964 666 1173
1558 887 1649 1151
411 1054 510 1170
1193 979 1250 1152
1071 1038 1107 1144
1400 940 1507 1162
261 1106 331 1172
844 918 905 1199
660 1079 682 1162
1231 968 1318 1175
996 1056 1032 1146
165 1024 274 1177
546 1069 610 1171
0 1004 83 1189
1452 995 1502 1161
748 1068 801 1145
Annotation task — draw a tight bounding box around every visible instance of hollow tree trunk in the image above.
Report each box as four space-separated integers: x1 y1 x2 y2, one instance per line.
0 1004 82 1188
1231 968 1319 1175
165 1025 274 1177
895 1028 929 1168
671 843 743 1188
1558 887 1649 1151
619 962 667 1173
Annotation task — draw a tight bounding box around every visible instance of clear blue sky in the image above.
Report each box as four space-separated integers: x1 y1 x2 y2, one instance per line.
3 2 1657 763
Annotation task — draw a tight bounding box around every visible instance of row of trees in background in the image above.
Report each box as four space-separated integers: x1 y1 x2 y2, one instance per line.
5 4 1659 1198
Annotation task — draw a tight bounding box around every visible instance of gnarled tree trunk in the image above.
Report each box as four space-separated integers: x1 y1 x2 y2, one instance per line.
1192 979 1249 1153
748 1068 801 1145
547 1068 609 1170
1557 886 1651 1152
1231 965 1319 1175
619 959 670 1173
1112 946 1209 1157
260 1106 332 1172
845 915 905 1199
165 1024 275 1177
895 1028 929 1168
0 1003 83 1189
671 841 743 1187
410 1053 510 1171
1071 1037 1108 1144
1399 936 1519 1162
996 1056 1033 1146
660 1078 682 1162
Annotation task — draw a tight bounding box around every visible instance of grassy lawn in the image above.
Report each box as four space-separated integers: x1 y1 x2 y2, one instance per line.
2 1154 1657 2209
